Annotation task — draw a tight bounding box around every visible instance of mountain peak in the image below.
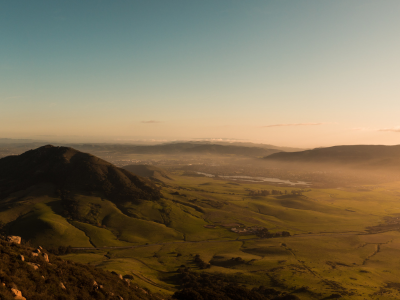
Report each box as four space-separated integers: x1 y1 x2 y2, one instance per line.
0 146 161 203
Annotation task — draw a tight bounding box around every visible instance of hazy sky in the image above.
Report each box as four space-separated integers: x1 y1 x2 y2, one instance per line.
1 0 400 147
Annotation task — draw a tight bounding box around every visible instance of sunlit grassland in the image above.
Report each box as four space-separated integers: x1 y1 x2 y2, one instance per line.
9 202 92 248
23 173 400 299
71 221 134 247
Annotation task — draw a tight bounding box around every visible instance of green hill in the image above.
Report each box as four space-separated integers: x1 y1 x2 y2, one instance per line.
0 146 182 248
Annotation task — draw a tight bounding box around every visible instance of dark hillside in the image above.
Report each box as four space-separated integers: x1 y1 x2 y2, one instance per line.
264 145 400 170
0 237 160 300
0 145 160 203
122 165 172 181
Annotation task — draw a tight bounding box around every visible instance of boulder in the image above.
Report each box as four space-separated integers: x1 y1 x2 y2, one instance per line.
60 282 66 290
43 253 49 263
7 236 21 244
27 262 40 270
123 274 134 280
112 272 123 280
19 255 24 261
11 288 26 300
31 252 39 257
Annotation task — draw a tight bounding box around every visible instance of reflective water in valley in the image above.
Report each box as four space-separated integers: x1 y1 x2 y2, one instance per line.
196 172 310 185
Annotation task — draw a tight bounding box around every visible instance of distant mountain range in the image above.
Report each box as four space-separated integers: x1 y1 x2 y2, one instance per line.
0 139 303 157
264 144 400 170
65 142 286 157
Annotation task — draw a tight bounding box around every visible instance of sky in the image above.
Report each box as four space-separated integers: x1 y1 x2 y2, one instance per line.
1 0 400 148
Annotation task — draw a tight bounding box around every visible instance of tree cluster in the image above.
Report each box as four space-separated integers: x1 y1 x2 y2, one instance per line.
247 190 284 196
247 189 307 197
256 229 291 238
194 254 211 269
172 268 300 300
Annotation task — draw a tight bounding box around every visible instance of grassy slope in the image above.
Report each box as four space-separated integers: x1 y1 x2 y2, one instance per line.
9 202 92 248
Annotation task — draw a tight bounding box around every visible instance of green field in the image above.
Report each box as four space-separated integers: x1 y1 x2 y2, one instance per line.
26 172 393 299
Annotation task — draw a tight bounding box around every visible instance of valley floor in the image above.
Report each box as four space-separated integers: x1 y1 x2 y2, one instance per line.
54 174 400 299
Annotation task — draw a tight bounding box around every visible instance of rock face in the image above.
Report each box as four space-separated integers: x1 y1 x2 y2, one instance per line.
11 288 26 300
124 278 131 286
6 236 21 244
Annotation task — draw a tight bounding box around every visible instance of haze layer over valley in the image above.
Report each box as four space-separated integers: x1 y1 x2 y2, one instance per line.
2 142 400 299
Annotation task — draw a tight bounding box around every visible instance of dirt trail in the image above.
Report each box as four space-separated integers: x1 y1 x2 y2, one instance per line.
361 239 393 265
72 231 382 251
283 245 347 293
130 271 173 291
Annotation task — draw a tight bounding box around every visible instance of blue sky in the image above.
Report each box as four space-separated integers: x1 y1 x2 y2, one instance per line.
1 0 400 147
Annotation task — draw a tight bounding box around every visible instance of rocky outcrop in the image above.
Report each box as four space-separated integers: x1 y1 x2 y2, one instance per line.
0 237 159 300
11 288 26 300
7 236 21 244
111 271 124 280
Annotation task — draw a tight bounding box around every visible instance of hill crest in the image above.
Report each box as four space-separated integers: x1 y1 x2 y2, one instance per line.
264 144 400 169
0 145 160 202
